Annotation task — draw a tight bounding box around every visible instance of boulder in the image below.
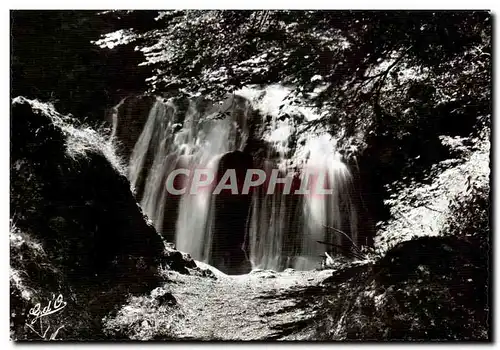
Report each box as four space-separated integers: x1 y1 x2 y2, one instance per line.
10 97 193 340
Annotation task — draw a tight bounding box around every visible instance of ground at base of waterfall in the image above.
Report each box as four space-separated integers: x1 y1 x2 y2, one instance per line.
102 265 337 341
102 236 489 341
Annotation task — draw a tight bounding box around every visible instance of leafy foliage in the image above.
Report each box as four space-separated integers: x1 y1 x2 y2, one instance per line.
375 123 490 253
94 11 490 140
441 141 490 258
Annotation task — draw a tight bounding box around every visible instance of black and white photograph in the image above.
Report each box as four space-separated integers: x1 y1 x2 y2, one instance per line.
9 9 491 341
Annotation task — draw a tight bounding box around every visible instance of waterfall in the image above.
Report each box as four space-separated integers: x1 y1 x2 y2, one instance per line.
127 96 249 263
247 105 299 271
129 100 172 232
121 87 360 274
249 162 287 270
296 134 358 270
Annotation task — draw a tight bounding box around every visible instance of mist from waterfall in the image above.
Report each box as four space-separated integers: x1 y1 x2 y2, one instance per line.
122 86 359 273
296 134 358 270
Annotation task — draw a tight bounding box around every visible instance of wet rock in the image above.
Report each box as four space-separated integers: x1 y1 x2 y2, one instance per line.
250 269 277 279
151 287 177 306
210 150 253 275
259 273 277 279
164 249 197 274
193 260 225 279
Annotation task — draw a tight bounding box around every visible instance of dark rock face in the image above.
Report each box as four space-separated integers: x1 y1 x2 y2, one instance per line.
151 287 177 306
11 97 165 281
165 249 197 275
210 150 254 274
108 95 157 161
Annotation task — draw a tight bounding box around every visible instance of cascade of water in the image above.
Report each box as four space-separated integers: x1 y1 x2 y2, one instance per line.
123 86 359 273
243 87 298 271
247 134 299 271
128 99 177 235
249 161 285 270
127 96 250 263
296 133 358 270
174 98 249 261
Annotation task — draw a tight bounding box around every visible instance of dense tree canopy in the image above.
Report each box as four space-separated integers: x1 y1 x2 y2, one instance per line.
12 10 491 149
94 11 490 139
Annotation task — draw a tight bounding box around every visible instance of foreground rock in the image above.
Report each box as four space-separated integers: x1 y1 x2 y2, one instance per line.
10 97 193 340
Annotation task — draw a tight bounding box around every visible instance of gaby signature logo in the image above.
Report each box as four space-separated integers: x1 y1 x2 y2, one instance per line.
25 294 67 340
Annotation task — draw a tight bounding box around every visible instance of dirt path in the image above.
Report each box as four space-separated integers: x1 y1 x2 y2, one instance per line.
163 264 333 340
